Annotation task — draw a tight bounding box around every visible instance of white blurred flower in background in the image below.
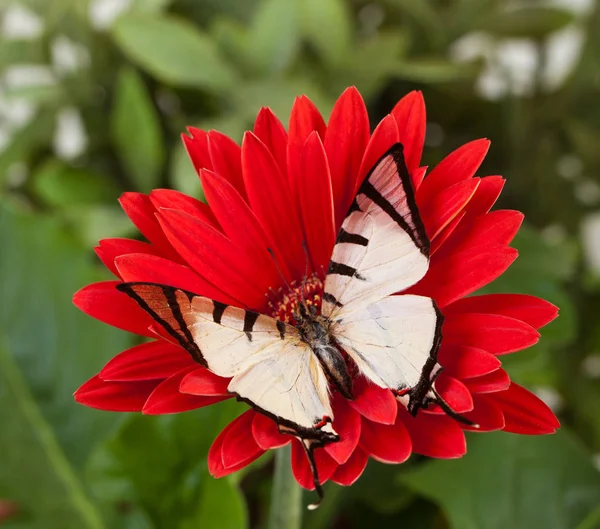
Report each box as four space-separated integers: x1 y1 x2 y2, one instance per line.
1 4 42 40
53 107 88 160
89 0 133 30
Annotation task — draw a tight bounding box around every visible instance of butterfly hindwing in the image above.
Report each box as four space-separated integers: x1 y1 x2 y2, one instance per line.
331 295 442 392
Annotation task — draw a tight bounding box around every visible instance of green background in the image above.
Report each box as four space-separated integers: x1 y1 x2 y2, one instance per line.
1 0 600 527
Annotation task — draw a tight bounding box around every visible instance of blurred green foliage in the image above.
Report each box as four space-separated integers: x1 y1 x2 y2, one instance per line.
1 0 600 527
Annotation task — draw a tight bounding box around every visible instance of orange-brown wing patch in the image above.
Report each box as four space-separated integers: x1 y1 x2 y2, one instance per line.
117 282 205 365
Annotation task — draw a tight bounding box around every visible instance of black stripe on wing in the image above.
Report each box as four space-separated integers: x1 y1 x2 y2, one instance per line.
352 142 429 257
327 261 366 281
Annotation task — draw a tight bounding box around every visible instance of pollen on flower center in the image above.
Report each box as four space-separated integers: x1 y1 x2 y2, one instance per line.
266 274 324 324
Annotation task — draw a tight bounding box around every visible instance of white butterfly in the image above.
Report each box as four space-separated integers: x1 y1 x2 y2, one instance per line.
118 143 473 507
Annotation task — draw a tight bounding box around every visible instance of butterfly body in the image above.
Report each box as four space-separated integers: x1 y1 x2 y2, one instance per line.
294 301 354 400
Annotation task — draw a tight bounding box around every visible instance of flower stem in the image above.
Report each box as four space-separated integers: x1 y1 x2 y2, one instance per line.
267 443 302 529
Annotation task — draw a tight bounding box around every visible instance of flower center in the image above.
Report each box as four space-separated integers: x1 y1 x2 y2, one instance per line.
266 274 324 324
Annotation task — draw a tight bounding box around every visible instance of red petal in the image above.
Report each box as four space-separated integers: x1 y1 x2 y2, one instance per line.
291 441 338 490
391 91 426 173
419 179 480 240
73 281 156 337
201 169 286 288
325 397 361 465
208 411 265 477
157 208 266 309
331 448 369 486
324 87 370 225
356 115 399 192
425 374 473 414
254 107 288 178
242 131 305 281
348 377 397 425
444 294 558 330
149 189 218 227
221 410 264 468
493 382 559 434
463 369 511 393
438 344 501 379
397 406 466 458
180 368 230 396
143 367 229 414
100 340 194 381
288 95 327 182
411 166 428 191
74 375 159 412
435 210 523 260
182 128 212 173
95 238 161 277
297 132 336 273
409 246 518 308
115 253 237 305
359 414 412 464
417 139 490 203
252 413 291 450
430 212 465 255
118 193 179 261
461 393 505 432
443 313 540 355
207 131 246 199
464 175 505 216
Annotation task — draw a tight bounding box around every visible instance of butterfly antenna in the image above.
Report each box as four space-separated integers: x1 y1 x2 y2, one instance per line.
267 247 292 292
301 440 325 510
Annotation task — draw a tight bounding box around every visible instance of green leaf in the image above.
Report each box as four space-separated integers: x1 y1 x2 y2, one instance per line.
392 58 482 83
130 0 172 13
0 207 134 469
32 159 120 207
334 31 409 99
63 205 137 247
247 0 301 74
0 341 105 529
112 14 238 91
87 401 248 528
300 0 352 67
111 68 164 192
0 108 55 186
477 7 575 39
183 473 247 529
403 430 600 529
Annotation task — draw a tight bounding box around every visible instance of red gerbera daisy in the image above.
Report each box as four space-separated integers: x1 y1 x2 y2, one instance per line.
74 87 559 497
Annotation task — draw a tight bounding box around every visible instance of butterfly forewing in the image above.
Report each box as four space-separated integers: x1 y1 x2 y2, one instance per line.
321 144 430 319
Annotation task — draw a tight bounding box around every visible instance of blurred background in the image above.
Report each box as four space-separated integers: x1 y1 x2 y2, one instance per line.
1 0 599 527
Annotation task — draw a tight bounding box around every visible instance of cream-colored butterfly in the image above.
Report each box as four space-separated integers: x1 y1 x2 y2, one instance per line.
118 144 472 507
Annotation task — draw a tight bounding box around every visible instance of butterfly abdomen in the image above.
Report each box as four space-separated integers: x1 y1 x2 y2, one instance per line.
295 311 354 400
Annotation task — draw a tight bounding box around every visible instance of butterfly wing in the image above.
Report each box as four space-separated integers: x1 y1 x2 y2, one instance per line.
331 295 441 399
321 143 430 318
117 283 337 442
323 144 444 415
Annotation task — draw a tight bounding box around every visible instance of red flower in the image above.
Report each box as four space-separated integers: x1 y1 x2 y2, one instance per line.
74 87 559 491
